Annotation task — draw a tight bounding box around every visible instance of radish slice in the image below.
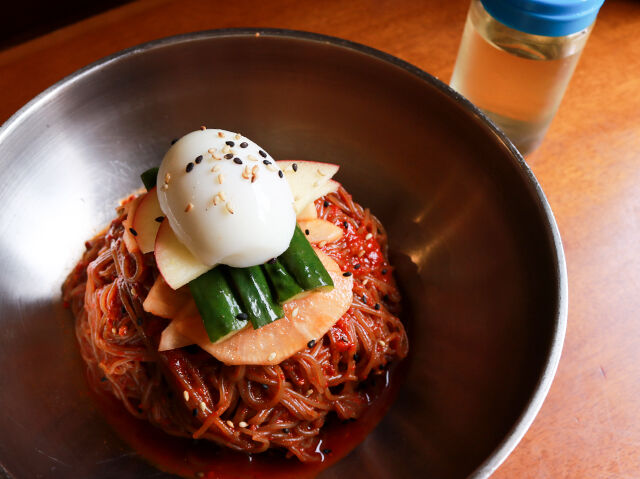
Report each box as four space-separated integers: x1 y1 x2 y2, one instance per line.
158 250 353 365
143 275 191 318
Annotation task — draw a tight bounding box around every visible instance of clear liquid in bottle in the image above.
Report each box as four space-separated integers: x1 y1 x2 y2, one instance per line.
450 0 592 155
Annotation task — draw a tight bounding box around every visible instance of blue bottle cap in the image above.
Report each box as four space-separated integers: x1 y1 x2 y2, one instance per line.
481 0 605 37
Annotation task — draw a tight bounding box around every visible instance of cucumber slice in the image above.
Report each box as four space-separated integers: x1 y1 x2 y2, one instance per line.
227 265 284 329
262 259 304 304
141 167 159 190
188 267 247 342
278 226 334 292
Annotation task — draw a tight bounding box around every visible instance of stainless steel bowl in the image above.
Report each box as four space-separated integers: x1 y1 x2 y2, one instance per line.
0 29 567 478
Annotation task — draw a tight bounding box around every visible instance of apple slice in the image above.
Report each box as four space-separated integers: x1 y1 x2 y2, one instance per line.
154 220 210 289
276 160 339 214
121 196 142 253
297 201 317 221
132 187 164 254
298 219 343 244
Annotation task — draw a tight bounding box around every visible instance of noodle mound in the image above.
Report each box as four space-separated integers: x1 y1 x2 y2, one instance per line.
62 186 408 462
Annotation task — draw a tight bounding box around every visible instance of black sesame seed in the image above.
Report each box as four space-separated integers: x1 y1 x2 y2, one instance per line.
383 294 390 302
224 153 233 159
278 170 284 178
263 159 271 165
121 306 126 314
186 162 194 172
136 317 143 326
322 448 332 455
195 155 203 164
233 157 243 164
305 229 310 235
100 376 107 382
192 408 198 417
225 141 235 147
129 227 138 236
307 339 316 348
374 303 381 310
323 200 329 207
171 138 178 145
353 264 361 270
342 272 352 277
283 428 290 433
267 258 277 264
155 216 164 223
292 163 298 172
361 295 367 304
261 383 269 390
353 352 360 362
343 221 348 229
240 142 248 148
259 150 267 158
381 268 388 275
236 312 249 321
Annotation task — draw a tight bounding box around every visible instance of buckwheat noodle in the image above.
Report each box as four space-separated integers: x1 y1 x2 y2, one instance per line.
62 186 408 462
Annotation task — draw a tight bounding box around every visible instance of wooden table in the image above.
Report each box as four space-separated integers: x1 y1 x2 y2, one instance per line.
2 0 639 477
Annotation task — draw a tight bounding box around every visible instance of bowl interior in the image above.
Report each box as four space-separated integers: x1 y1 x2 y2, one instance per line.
0 31 563 479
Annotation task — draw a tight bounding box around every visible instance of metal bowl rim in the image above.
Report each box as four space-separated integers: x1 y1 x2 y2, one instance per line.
0 27 568 478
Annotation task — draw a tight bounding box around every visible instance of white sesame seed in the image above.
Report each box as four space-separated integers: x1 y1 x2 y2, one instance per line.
238 421 248 428
212 164 221 172
242 166 251 179
208 148 216 154
185 202 193 212
111 327 117 334
378 340 386 347
225 202 235 214
362 278 369 286
218 191 226 201
217 173 225 184
161 184 169 191
183 390 189 402
317 168 327 176
248 154 258 162
266 163 277 172
291 307 299 318
222 144 231 154
235 133 241 140
358 250 366 257
252 165 258 174
319 240 327 247
164 173 171 184
211 195 219 206
199 401 206 412
268 352 276 361
365 233 373 240
305 389 313 397
226 420 234 428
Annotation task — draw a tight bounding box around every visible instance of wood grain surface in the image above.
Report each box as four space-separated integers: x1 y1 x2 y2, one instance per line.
2 0 639 477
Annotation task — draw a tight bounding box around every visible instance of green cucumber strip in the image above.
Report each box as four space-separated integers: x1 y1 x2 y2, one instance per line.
141 167 159 190
278 226 334 292
227 265 284 329
262 259 304 304
188 267 247 342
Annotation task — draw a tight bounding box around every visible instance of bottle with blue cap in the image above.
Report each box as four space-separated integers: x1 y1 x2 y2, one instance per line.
450 0 605 155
